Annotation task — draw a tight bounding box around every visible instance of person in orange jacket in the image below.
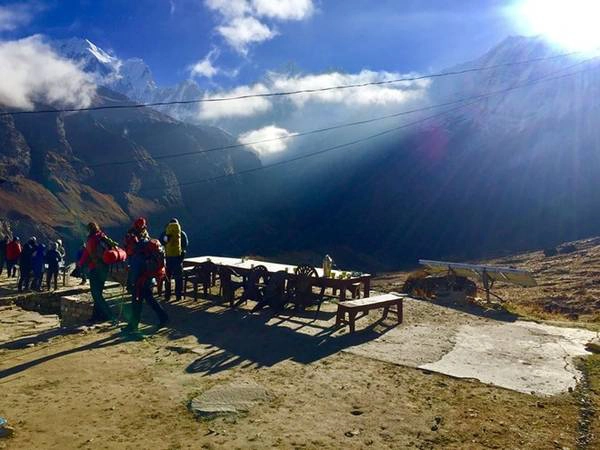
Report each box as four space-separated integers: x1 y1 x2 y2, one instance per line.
78 222 115 323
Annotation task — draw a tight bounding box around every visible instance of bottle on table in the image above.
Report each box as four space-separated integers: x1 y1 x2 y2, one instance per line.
322 254 333 278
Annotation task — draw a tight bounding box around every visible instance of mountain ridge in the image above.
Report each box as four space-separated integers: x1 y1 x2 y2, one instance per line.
52 37 202 122
0 83 262 255
3 35 600 269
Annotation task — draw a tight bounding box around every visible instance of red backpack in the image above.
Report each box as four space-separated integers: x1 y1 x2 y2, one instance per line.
142 239 166 281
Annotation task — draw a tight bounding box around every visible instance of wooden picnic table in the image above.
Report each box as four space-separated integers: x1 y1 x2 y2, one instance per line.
184 256 372 301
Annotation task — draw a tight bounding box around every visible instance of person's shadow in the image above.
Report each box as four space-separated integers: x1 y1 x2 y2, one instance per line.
0 333 126 380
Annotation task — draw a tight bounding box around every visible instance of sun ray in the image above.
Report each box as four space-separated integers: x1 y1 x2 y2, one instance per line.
513 0 600 53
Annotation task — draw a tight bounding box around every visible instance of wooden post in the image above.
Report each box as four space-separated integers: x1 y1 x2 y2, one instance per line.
482 270 490 303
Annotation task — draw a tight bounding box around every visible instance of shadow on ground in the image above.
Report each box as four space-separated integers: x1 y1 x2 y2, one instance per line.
159 297 398 375
0 334 124 380
1 289 518 381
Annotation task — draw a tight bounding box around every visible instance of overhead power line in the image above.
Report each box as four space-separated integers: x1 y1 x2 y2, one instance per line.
0 50 587 117
142 104 473 193
92 56 598 169
140 59 600 192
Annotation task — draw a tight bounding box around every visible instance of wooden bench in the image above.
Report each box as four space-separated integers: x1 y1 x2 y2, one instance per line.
335 293 404 333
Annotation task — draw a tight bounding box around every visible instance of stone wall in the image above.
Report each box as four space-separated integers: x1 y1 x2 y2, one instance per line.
11 291 94 328
60 296 94 327
15 295 61 315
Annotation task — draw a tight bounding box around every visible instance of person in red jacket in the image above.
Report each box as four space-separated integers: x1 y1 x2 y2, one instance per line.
6 237 22 278
122 236 168 334
78 222 115 323
124 217 149 256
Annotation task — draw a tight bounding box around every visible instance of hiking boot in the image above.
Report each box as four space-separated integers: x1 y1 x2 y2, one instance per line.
120 324 138 334
157 316 169 329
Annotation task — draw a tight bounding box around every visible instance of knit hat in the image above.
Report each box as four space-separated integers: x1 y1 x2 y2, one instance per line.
87 222 100 234
134 217 147 230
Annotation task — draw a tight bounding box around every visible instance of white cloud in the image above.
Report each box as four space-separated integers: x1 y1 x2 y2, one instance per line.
198 83 272 119
190 48 221 78
0 3 35 31
197 69 429 120
239 125 295 155
252 0 314 20
217 16 277 54
0 35 96 110
205 0 251 19
270 70 430 107
204 0 314 53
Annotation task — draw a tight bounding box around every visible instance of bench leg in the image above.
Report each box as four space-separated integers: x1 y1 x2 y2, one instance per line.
348 311 357 333
335 307 344 327
382 305 390 320
397 300 403 324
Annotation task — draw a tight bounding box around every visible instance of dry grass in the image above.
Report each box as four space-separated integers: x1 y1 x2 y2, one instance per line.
374 236 600 327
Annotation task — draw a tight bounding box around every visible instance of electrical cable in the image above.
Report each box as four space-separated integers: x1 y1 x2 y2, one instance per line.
91 56 598 169
0 50 588 117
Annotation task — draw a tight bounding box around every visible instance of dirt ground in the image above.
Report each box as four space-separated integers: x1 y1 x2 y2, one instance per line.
2 239 600 449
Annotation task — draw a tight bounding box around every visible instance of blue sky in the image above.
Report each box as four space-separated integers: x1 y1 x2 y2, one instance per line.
6 0 521 87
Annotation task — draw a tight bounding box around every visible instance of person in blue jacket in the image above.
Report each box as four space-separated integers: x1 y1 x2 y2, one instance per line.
45 243 62 291
18 237 36 292
31 243 46 291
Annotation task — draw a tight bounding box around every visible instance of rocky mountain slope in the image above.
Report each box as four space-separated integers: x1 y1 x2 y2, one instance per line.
0 86 261 253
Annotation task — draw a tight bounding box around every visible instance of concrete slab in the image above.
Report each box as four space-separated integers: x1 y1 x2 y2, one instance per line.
343 297 597 396
189 380 270 419
342 323 459 367
420 321 595 395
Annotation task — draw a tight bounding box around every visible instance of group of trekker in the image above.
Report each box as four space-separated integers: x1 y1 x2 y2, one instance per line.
0 236 65 292
78 217 188 335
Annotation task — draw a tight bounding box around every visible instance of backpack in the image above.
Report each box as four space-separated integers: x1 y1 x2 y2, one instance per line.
143 239 166 281
164 222 182 257
92 233 124 266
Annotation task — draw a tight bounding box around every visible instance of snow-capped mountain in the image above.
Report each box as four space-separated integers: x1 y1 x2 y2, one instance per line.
112 57 158 101
53 38 124 83
52 38 201 121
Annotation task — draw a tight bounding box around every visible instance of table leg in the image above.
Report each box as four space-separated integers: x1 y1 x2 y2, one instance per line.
363 278 371 298
397 300 403 324
339 284 347 302
382 305 390 320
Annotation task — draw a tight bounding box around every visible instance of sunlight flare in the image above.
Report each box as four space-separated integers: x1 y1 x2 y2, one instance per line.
514 0 600 53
